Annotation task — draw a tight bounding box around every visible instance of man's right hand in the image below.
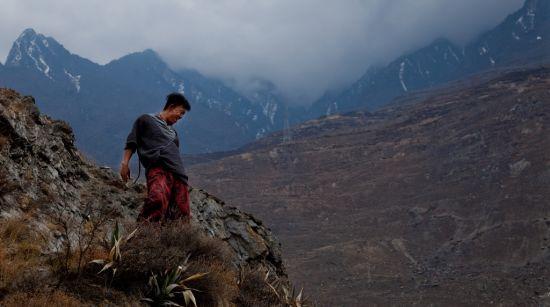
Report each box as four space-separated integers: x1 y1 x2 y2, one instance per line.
120 162 131 182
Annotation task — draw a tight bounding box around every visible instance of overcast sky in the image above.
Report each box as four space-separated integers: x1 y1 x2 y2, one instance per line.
0 0 524 105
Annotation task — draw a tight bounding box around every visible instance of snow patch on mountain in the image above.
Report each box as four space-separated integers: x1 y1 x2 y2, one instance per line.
480 46 489 55
38 56 52 79
399 62 408 92
448 46 461 63
261 101 278 125
255 128 267 139
326 101 338 116
64 69 81 92
7 29 54 79
178 82 185 94
10 41 23 65
516 3 537 32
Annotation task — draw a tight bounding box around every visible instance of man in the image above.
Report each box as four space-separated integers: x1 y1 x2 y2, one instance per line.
120 93 191 222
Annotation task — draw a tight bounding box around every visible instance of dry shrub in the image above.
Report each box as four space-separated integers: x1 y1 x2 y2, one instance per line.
0 216 46 292
1 290 84 306
47 204 115 279
235 267 282 307
117 220 232 277
236 266 310 307
0 215 302 306
60 281 142 307
183 258 239 306
112 220 238 305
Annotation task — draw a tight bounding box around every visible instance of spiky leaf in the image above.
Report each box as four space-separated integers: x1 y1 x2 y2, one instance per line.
181 272 209 283
98 262 114 274
166 283 180 293
125 228 138 242
181 290 197 307
90 259 105 265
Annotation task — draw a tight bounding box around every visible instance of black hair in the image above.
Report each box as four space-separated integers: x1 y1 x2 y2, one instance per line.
163 92 191 111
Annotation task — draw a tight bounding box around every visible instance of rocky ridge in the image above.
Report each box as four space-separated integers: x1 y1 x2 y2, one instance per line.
0 87 284 276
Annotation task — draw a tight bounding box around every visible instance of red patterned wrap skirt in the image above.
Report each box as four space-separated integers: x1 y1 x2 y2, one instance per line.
138 165 191 222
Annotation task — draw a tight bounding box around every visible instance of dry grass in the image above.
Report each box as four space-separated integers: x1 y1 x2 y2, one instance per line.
235 267 284 307
116 221 232 277
0 217 45 291
183 258 239 306
0 215 304 306
1 290 84 306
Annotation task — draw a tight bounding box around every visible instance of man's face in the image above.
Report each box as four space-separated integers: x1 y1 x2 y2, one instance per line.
165 105 187 125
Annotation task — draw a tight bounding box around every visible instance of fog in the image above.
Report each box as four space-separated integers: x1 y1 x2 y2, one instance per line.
0 0 524 104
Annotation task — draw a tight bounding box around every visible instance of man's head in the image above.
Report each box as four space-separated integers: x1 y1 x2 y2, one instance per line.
161 93 191 125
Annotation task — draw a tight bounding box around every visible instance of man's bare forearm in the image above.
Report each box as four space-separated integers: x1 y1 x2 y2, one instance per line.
121 148 134 165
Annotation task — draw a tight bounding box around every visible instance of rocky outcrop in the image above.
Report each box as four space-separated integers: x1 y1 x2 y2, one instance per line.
0 88 284 276
190 189 284 275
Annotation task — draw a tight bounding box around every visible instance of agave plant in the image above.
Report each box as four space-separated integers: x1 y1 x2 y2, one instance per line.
281 286 304 307
90 220 137 278
264 269 305 307
142 255 208 307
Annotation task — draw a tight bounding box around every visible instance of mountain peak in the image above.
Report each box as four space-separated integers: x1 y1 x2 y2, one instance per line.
110 48 160 61
141 48 158 56
106 48 167 70
5 29 67 76
5 28 92 84
136 48 164 63
17 28 37 39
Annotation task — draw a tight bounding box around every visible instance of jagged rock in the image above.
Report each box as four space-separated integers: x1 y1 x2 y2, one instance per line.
190 188 284 275
0 88 285 276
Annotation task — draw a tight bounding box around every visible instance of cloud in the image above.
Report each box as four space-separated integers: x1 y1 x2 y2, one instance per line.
0 0 524 105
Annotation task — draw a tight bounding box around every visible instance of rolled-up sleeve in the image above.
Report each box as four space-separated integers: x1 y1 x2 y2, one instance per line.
124 117 140 152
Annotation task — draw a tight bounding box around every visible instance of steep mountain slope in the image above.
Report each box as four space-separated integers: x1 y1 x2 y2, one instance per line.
310 0 550 117
238 78 310 132
0 87 284 277
463 0 550 70
0 29 286 166
188 67 550 305
5 28 99 85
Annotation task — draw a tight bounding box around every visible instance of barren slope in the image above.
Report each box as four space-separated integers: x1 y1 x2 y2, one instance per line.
188 67 550 305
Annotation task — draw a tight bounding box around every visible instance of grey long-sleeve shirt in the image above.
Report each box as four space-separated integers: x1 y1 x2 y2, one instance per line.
124 113 188 183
